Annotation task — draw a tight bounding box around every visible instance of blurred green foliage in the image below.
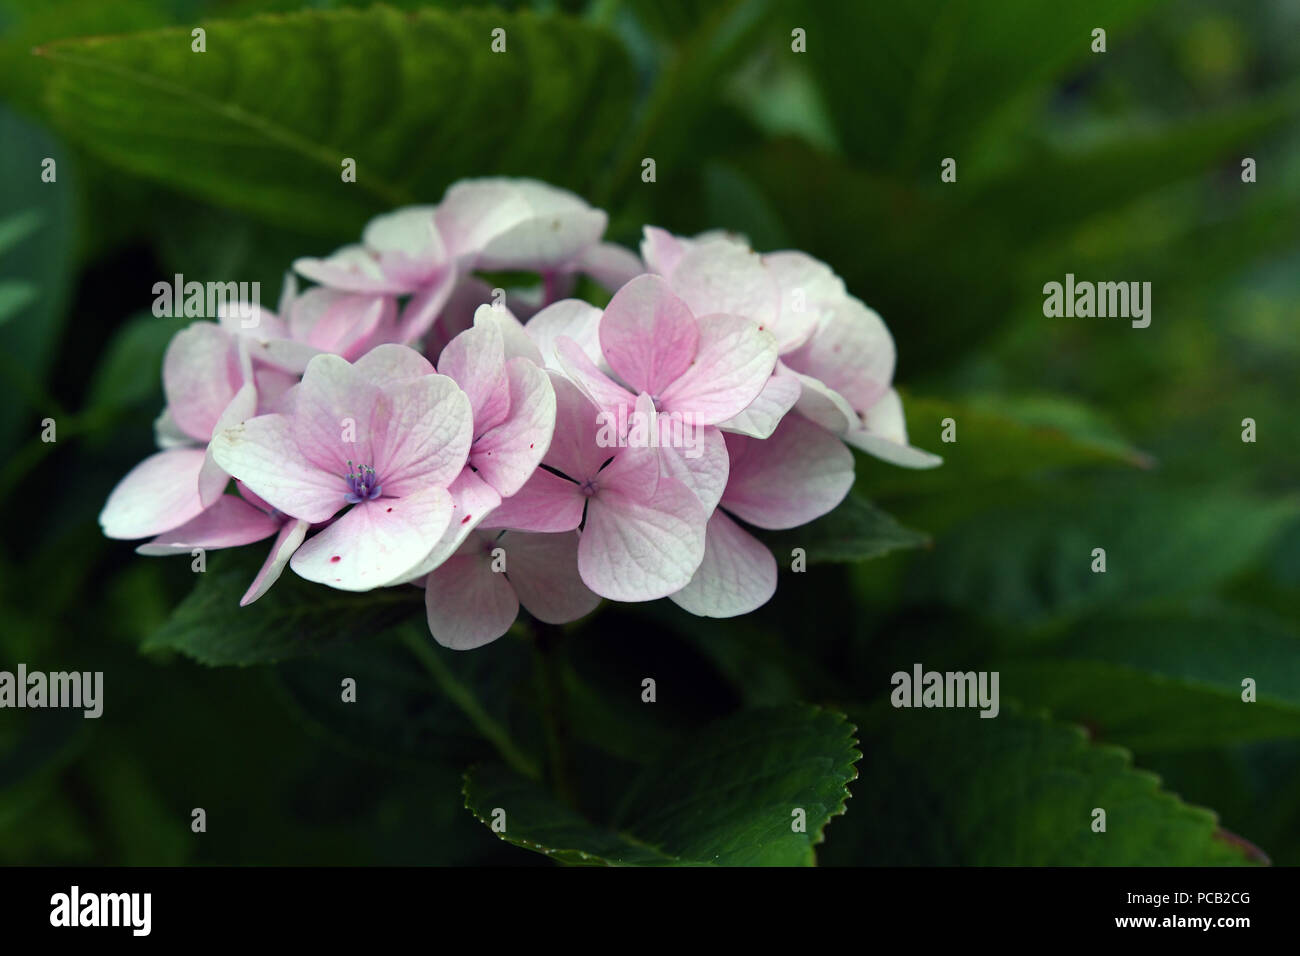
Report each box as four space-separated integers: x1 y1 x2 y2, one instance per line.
0 0 1297 865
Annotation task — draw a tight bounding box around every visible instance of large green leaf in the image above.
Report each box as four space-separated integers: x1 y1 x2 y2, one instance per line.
143 550 424 666
464 704 859 865
909 485 1298 626
793 0 1167 172
38 7 635 237
1000 604 1300 751
826 705 1263 865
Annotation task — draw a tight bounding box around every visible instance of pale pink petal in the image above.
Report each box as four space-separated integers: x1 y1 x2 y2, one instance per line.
641 226 686 278
362 205 445 287
198 382 258 506
554 336 635 417
241 518 310 606
436 179 605 269
782 299 896 415
525 299 603 370
352 342 435 384
153 407 193 450
254 366 300 413
658 313 777 425
481 468 584 533
843 388 943 469
100 448 208 540
136 494 280 555
396 270 457 344
291 354 382 477
578 447 706 601
788 365 858 434
472 358 556 497
210 414 342 523
437 322 510 432
424 546 520 650
721 414 854 530
289 288 384 355
163 323 240 442
544 370 621 482
293 245 408 294
668 511 776 618
762 250 842 353
391 469 503 584
291 485 453 590
716 366 801 438
598 275 698 396
473 303 543 365
656 423 729 512
571 241 644 290
668 238 779 333
500 531 600 625
371 373 473 497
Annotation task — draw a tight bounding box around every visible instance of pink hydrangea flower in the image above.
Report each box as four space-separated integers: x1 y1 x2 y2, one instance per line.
210 345 473 590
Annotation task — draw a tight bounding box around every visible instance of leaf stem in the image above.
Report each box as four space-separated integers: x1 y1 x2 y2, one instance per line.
531 619 578 807
399 626 541 781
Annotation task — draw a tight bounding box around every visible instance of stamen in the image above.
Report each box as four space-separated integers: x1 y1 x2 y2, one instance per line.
344 462 383 504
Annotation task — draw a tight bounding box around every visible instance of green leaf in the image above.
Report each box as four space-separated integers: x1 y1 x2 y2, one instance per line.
858 394 1152 506
464 704 859 865
274 625 536 770
762 494 929 564
827 704 1264 865
909 485 1298 625
0 280 37 325
38 7 635 237
794 0 1167 172
83 311 187 416
144 550 424 666
1000 604 1300 751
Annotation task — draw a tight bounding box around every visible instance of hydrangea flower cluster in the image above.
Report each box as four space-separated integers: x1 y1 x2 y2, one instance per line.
100 178 940 649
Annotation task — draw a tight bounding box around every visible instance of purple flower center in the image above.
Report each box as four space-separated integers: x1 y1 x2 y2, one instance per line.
344 461 382 504
579 477 598 497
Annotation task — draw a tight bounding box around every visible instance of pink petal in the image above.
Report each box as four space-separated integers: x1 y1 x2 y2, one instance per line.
499 531 600 625
598 275 698 397
571 241 644 291
788 365 858 434
761 250 842 353
291 485 453 590
668 238 779 334
554 336 636 420
656 424 729 512
657 313 777 425
396 270 457 345
668 511 776 618
99 448 208 540
472 357 556 497
293 245 408 295
210 414 342 523
371 373 473 497
782 299 896 415
424 545 520 650
163 323 240 442
543 372 617 483
392 469 503 584
352 343 434 384
473 303 543 365
525 299 604 370
362 205 445 287
721 414 854 530
640 226 686 278
136 494 280 555
578 448 706 601
241 518 310 606
716 366 801 439
198 382 258 507
481 468 584 533
843 388 943 469
437 322 510 432
292 354 383 477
